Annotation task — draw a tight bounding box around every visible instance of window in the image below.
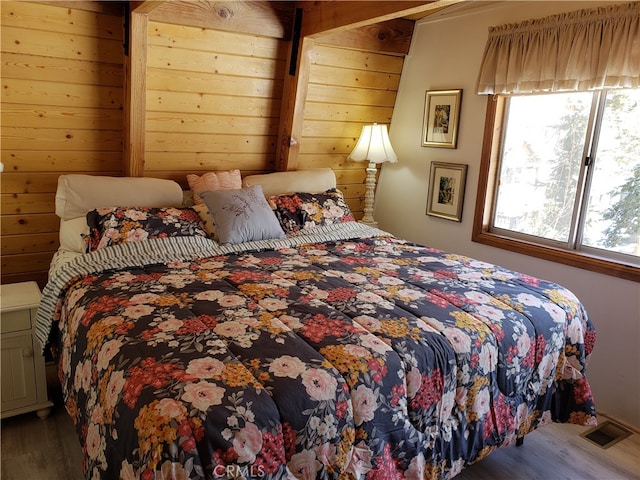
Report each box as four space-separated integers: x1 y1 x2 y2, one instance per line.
473 89 640 282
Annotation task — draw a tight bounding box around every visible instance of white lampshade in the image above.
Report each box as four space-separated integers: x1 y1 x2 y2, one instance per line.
348 123 398 164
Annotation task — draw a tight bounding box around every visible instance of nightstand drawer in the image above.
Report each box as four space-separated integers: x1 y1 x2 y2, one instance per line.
1 309 32 334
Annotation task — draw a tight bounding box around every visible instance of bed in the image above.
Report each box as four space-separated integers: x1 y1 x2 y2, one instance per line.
35 169 597 480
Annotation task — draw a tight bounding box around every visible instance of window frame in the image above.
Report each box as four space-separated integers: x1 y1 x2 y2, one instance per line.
472 95 640 282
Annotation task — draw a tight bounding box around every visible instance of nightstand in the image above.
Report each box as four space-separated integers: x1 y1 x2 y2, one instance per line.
0 281 53 419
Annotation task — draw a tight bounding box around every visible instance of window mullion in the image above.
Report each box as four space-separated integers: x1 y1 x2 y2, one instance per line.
488 97 510 232
568 91 605 251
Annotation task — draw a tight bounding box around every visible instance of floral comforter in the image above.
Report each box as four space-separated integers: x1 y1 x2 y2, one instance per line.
37 224 597 480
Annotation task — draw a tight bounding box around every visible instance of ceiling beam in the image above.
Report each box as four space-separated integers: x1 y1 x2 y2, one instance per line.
315 18 414 55
148 1 295 39
130 1 164 14
299 0 462 38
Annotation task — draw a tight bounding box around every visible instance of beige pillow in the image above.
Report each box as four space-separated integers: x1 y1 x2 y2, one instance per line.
242 168 336 197
55 175 183 221
59 217 89 253
192 204 217 241
187 170 242 206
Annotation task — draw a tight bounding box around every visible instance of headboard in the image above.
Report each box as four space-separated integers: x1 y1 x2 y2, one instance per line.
53 169 338 253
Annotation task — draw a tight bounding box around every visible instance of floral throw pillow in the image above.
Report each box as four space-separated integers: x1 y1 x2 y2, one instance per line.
86 206 209 251
268 188 356 233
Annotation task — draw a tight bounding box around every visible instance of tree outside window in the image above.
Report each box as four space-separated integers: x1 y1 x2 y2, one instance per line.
474 88 640 281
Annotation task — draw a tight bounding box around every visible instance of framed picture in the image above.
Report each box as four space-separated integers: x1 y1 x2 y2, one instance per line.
426 162 467 221
422 89 462 148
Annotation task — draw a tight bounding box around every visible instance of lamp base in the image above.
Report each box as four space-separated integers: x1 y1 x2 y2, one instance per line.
361 161 378 226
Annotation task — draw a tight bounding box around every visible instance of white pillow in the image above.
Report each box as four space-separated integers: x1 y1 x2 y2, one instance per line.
242 168 336 197
55 175 183 221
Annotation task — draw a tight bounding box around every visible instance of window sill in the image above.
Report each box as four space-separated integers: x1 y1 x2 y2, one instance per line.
472 230 639 282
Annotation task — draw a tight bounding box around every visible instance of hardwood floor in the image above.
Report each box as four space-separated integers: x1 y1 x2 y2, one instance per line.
1 394 83 480
457 420 639 480
2 391 639 480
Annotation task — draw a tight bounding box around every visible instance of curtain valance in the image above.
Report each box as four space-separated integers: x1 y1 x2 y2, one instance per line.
476 2 640 95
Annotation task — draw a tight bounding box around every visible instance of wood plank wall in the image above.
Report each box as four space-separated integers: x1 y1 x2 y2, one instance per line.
301 42 403 215
143 21 404 218
143 21 286 183
1 1 406 287
1 1 124 287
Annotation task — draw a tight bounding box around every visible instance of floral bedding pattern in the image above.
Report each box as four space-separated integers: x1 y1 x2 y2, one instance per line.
268 189 356 233
44 230 596 480
86 206 208 251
